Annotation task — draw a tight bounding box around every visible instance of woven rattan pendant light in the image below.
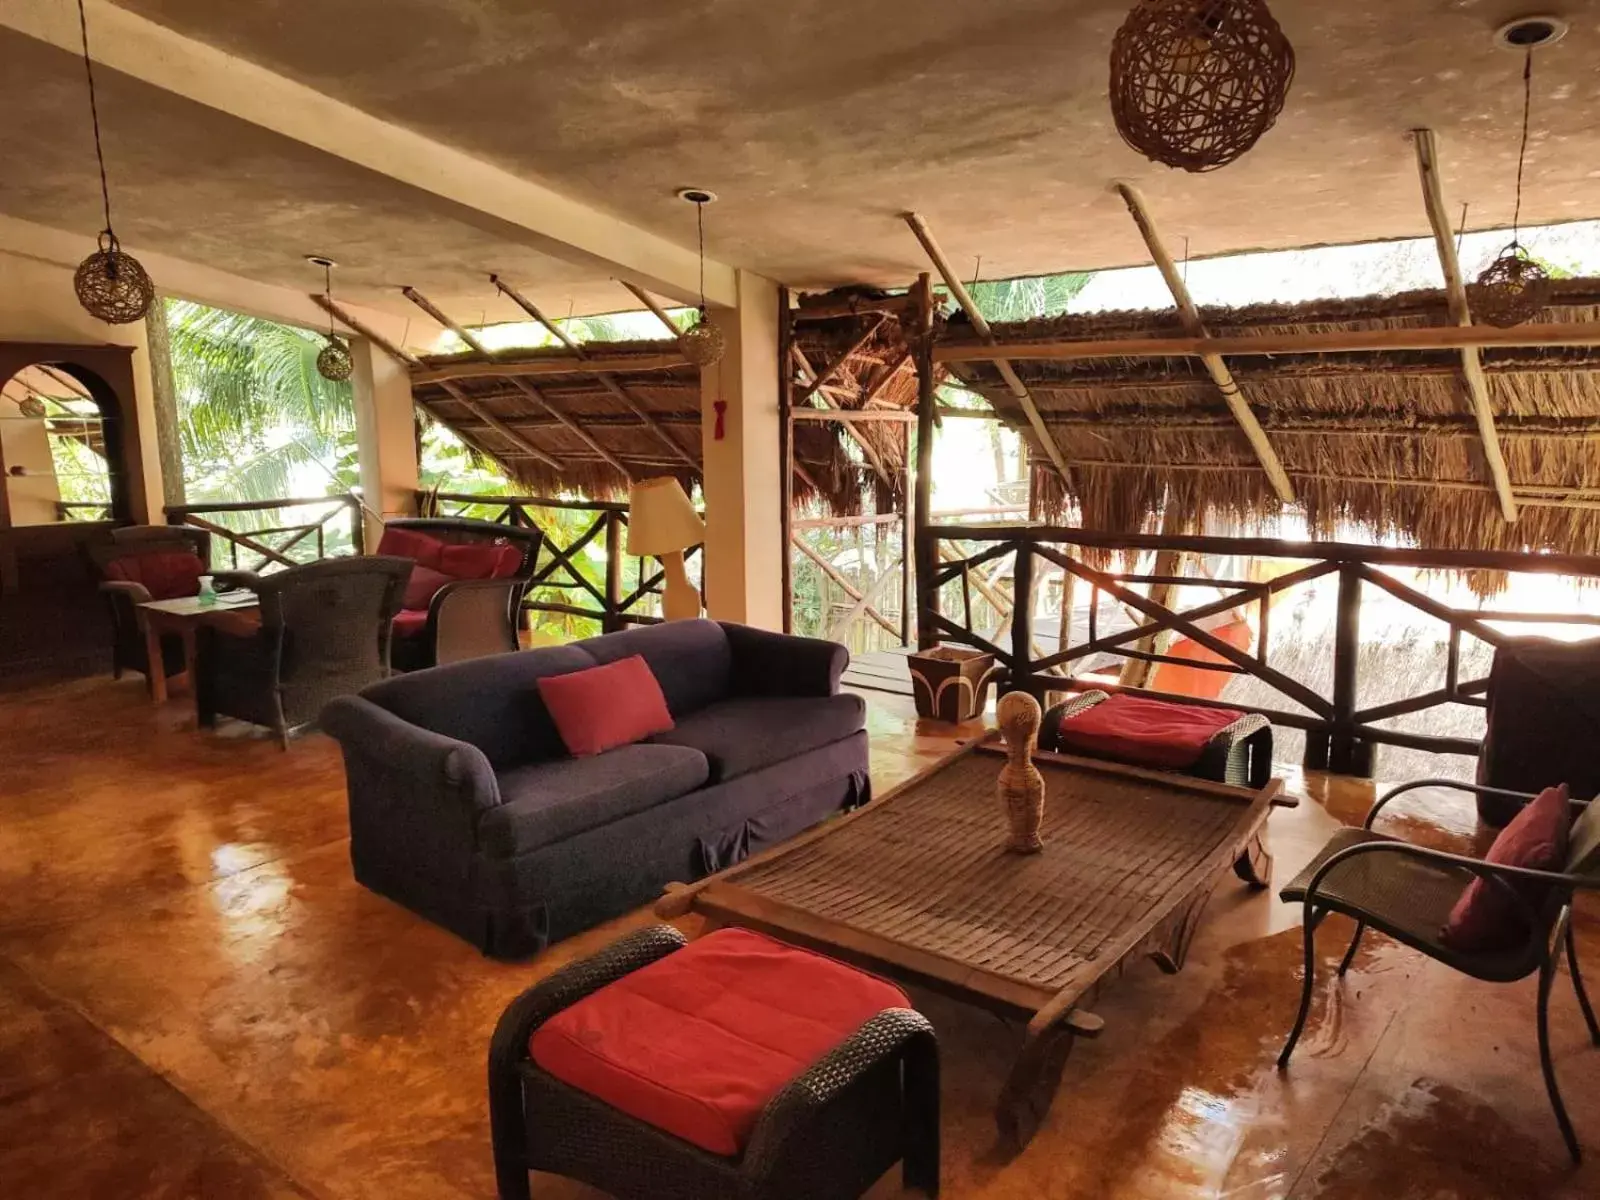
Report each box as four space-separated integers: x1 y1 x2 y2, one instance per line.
1469 50 1551 328
71 0 154 325
676 189 725 367
310 257 355 382
1109 0 1296 173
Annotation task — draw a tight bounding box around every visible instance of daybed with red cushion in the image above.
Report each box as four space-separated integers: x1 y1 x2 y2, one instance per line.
87 525 211 686
376 517 542 672
489 924 939 1200
1040 690 1273 788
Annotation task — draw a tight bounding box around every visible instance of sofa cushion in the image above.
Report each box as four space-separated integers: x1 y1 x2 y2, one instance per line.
538 656 675 757
1442 783 1571 952
403 565 455 612
578 620 732 719
528 928 908 1156
649 694 865 783
362 644 598 768
104 550 204 601
481 743 709 856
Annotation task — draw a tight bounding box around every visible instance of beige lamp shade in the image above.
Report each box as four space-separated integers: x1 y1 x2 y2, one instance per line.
626 477 704 556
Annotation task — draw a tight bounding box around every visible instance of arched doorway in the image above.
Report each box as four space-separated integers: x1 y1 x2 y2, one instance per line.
0 342 147 688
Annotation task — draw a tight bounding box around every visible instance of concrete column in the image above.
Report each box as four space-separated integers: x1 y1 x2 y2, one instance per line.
699 270 783 629
350 337 418 549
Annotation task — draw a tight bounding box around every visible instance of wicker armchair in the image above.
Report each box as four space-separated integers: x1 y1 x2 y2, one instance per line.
489 925 941 1200
196 557 412 749
381 517 543 672
86 525 211 685
1041 690 1273 788
1279 779 1600 1162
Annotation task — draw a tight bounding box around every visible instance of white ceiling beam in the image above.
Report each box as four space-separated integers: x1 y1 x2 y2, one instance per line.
0 0 735 309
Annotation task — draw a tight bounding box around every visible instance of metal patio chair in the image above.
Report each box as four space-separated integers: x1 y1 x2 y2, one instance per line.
1278 779 1600 1163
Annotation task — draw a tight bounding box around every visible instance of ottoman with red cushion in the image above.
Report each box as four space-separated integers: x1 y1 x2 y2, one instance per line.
489 925 940 1200
1040 690 1273 789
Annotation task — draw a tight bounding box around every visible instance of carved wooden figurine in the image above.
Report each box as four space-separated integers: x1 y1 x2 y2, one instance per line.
996 691 1046 854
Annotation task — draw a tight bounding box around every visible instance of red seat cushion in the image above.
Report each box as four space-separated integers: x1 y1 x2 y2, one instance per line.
104 550 205 601
377 526 445 569
529 928 908 1156
1055 693 1245 770
537 656 674 757
1442 784 1572 952
391 609 429 638
402 565 455 612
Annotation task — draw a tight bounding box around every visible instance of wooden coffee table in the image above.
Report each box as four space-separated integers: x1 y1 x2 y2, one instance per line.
659 735 1292 1145
137 594 260 704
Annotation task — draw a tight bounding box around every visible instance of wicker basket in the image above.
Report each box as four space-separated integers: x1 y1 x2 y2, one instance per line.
908 646 1000 722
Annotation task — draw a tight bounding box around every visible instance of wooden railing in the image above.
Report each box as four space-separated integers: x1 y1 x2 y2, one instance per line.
920 524 1600 775
422 492 698 633
166 495 364 572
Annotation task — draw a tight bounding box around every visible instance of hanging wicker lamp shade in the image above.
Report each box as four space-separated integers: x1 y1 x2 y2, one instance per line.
75 232 155 325
1109 0 1296 173
1470 244 1551 328
18 395 48 420
680 309 726 367
317 337 355 382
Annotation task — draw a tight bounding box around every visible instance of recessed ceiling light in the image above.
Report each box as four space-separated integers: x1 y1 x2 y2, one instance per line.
1493 15 1569 50
675 188 718 205
305 254 338 269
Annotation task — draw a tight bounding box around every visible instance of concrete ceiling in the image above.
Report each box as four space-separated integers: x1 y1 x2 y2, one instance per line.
5 1 1600 322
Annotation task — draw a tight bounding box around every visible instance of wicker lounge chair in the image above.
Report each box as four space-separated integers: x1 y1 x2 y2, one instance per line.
87 525 211 685
1041 689 1273 788
1279 779 1600 1162
198 556 412 748
489 925 940 1200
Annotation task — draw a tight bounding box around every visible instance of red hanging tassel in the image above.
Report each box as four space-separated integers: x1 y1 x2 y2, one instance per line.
713 400 727 441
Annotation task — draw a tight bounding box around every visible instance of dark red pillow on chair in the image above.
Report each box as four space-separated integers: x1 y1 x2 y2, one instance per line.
402 565 455 612
537 656 673 757
104 551 204 601
1441 783 1572 952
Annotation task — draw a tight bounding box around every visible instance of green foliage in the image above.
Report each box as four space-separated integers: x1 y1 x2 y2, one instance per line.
967 272 1094 323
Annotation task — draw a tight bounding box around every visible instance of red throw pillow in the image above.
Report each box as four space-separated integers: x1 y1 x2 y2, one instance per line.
1441 783 1572 953
377 526 444 569
402 565 454 612
438 539 520 580
106 550 204 601
537 656 673 757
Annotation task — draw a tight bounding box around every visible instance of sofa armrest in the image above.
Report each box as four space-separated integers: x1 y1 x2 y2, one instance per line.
320 694 501 812
720 622 848 698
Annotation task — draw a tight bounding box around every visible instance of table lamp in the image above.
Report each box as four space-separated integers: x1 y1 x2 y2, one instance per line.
627 477 705 621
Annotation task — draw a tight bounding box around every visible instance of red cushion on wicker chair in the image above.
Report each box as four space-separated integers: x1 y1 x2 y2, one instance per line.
438 539 522 580
376 526 445 569
1442 784 1572 953
391 609 429 638
1055 692 1244 770
528 928 908 1157
104 550 204 601
402 565 454 612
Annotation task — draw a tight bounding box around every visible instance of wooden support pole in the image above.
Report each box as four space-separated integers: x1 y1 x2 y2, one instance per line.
934 321 1600 364
900 461 913 647
779 285 795 634
1114 183 1295 503
1011 541 1035 687
603 510 624 634
902 211 1076 489
490 275 697 470
1413 130 1518 523
912 272 940 650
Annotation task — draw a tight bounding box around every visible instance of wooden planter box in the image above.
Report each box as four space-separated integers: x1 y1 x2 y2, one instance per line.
909 646 998 722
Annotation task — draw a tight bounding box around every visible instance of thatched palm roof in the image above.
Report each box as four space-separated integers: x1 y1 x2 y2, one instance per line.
946 280 1600 556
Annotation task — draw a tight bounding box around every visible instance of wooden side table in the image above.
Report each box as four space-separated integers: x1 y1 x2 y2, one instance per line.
136 595 260 704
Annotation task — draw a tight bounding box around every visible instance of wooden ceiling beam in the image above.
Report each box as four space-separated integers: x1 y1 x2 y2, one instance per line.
1114 183 1295 504
793 314 889 405
1414 129 1518 523
933 321 1600 364
791 346 894 487
410 354 688 385
901 211 1077 489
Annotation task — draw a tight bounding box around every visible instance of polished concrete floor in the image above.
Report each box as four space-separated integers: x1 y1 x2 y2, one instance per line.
1 674 1597 1199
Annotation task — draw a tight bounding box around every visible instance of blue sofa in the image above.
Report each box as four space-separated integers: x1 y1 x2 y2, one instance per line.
320 620 869 958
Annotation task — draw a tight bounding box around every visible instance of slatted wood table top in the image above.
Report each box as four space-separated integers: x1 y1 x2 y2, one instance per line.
659 735 1288 1145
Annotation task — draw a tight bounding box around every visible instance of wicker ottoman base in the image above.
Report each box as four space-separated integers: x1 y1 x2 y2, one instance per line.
489 925 940 1200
